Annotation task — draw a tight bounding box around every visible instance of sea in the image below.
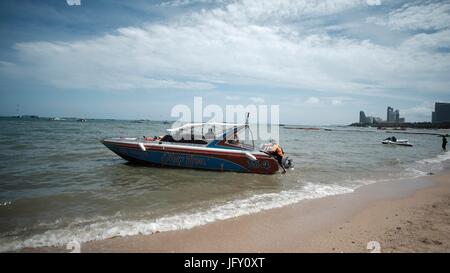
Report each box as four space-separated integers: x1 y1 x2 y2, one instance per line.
0 117 449 252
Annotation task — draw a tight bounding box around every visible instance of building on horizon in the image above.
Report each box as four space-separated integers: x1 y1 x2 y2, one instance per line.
387 106 394 122
432 102 450 123
359 111 367 123
386 106 404 123
359 111 381 124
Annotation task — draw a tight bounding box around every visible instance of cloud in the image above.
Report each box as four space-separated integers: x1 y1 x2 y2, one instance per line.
161 0 225 7
331 99 342 105
305 97 320 104
402 101 434 114
367 2 450 31
402 102 435 121
401 30 450 51
66 0 81 6
366 0 381 6
249 97 265 104
2 0 450 98
226 95 240 100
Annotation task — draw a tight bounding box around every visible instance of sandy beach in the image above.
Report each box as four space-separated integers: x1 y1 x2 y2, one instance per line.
28 168 450 253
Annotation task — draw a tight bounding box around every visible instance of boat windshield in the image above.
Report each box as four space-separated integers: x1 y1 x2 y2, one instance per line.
166 122 255 149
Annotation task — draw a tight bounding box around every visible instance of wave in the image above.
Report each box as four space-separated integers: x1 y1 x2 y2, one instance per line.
0 183 352 252
400 151 450 179
416 151 450 165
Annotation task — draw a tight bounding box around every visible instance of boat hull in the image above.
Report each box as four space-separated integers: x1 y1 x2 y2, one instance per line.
102 139 280 174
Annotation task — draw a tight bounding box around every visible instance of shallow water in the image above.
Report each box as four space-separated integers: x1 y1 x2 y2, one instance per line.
0 117 448 251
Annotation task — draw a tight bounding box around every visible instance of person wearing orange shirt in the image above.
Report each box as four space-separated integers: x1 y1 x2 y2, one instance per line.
270 139 286 173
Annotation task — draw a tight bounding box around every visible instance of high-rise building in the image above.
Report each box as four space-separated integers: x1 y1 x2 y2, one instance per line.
387 106 394 122
432 102 450 123
386 106 404 123
359 111 367 123
394 110 400 123
359 111 381 124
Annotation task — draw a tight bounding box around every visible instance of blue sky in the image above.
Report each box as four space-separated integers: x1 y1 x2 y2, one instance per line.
0 0 450 125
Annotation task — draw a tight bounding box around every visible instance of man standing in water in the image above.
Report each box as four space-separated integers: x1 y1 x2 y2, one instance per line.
443 135 448 151
270 139 286 173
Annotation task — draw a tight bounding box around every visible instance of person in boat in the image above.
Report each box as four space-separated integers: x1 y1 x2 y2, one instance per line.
205 128 215 140
443 136 448 151
227 127 240 144
384 136 395 142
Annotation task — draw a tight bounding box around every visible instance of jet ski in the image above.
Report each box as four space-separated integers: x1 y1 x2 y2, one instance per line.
382 137 413 147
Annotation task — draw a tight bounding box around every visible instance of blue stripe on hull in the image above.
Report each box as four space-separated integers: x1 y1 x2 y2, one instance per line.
105 143 249 172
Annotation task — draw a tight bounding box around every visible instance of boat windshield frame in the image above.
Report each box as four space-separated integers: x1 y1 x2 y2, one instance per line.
166 122 255 150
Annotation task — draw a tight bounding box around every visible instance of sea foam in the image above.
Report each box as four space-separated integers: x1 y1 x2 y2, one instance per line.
0 182 352 252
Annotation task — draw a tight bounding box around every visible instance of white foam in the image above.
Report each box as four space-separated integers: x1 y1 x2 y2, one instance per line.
404 167 429 177
0 183 352 252
417 151 450 165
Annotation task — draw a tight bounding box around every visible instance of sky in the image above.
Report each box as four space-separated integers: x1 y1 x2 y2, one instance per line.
0 0 449 125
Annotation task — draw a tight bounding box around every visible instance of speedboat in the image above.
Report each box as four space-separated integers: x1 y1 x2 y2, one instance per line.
102 121 293 174
382 139 413 147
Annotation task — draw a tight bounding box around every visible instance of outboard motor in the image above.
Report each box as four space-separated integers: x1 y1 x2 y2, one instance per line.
282 156 294 170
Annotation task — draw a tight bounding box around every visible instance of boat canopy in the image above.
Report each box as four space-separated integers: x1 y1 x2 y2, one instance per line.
167 122 246 138
167 122 244 132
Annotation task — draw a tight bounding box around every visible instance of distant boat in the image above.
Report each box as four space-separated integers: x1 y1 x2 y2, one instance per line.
163 120 170 124
284 126 320 131
21 115 39 119
48 117 62 121
77 118 87 122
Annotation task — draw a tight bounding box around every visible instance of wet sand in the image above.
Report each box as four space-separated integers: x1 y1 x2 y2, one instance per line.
29 171 450 253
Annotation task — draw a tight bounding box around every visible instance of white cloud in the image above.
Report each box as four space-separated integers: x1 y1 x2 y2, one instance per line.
305 97 320 104
403 102 434 115
366 0 381 6
402 102 435 121
331 99 342 105
2 0 450 97
401 30 450 51
367 2 450 31
226 95 240 100
66 0 81 6
161 0 225 7
249 97 265 103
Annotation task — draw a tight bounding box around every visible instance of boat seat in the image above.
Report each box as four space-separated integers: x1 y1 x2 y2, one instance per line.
160 135 207 145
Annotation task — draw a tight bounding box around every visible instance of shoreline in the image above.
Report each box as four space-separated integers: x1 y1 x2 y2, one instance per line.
26 168 450 253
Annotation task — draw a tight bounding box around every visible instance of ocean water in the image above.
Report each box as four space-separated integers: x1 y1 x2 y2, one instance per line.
0 117 449 252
